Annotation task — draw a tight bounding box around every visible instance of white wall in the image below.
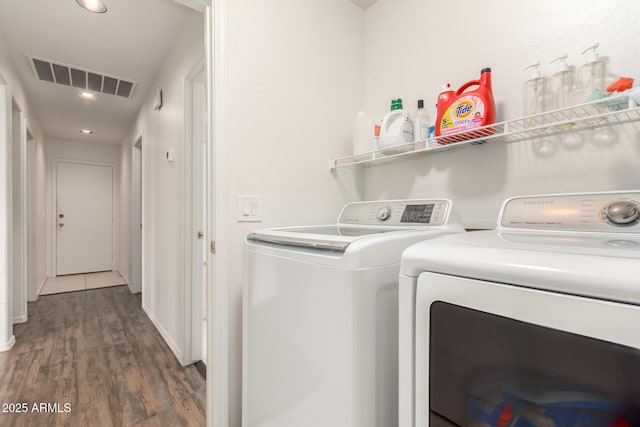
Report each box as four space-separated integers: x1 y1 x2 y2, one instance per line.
0 32 45 348
45 139 120 277
46 138 121 164
216 0 364 424
362 0 640 228
118 12 204 364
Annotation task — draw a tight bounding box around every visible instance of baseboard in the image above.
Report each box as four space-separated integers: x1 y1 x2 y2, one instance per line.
120 272 135 293
37 277 48 296
142 303 183 363
194 360 207 380
13 314 27 324
0 335 15 352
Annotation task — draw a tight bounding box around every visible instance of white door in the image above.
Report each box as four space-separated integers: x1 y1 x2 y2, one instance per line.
56 162 113 275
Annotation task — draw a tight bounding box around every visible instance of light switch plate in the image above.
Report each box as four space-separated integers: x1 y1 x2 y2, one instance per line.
166 148 175 162
238 195 262 222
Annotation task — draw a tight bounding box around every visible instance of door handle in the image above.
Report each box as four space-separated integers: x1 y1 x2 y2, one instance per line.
197 231 204 239
58 223 64 227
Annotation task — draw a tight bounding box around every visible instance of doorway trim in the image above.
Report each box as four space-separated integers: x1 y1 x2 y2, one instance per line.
25 128 37 302
11 101 28 324
130 136 143 294
207 1 230 426
50 158 117 276
0 73 16 351
183 58 207 366
174 1 228 426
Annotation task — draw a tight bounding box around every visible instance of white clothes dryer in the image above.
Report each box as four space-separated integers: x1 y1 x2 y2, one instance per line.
399 191 640 427
243 199 464 427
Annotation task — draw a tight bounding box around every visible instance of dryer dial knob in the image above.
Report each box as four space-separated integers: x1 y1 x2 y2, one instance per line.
376 206 392 222
603 201 640 226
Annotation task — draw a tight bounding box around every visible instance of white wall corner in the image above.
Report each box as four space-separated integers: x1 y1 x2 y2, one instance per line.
0 334 15 352
142 303 184 364
12 314 27 324
37 277 47 297
120 271 137 294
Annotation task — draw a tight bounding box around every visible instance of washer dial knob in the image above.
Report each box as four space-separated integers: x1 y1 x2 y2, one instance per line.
602 200 640 226
376 206 392 222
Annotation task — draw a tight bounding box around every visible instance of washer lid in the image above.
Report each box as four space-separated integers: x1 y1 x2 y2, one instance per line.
247 226 415 252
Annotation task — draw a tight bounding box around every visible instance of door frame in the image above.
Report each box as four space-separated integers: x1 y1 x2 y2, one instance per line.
172 1 229 425
11 102 27 324
50 158 117 276
206 2 229 426
25 128 36 302
130 136 143 294
183 58 207 365
0 73 16 351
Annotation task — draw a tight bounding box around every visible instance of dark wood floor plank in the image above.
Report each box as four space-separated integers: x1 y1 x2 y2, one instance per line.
0 286 206 426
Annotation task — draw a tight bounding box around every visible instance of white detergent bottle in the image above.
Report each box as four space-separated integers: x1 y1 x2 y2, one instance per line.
378 98 413 149
549 54 575 109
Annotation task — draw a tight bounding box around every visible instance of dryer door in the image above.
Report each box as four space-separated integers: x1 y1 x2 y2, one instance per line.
414 273 640 427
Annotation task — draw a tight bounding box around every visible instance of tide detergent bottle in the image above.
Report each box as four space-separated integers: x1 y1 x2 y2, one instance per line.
435 68 496 144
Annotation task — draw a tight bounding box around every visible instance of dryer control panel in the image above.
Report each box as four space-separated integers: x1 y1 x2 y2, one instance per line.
338 199 450 226
500 192 640 232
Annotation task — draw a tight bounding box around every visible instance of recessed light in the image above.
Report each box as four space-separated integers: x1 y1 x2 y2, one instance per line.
81 129 93 134
79 92 95 99
76 0 108 13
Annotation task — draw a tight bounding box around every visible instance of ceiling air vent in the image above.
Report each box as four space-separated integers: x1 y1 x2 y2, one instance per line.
26 55 137 99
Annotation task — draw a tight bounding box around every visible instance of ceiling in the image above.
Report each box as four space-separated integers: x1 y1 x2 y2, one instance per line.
0 0 198 145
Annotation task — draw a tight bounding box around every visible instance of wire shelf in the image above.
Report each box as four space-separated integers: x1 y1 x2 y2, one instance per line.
330 91 640 171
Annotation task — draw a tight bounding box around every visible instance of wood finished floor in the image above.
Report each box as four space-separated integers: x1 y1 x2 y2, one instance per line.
0 286 206 427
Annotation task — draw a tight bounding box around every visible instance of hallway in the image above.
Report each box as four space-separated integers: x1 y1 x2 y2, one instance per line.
0 287 205 426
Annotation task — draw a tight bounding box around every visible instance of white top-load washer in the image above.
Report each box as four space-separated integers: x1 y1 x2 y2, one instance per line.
399 191 640 427
243 199 464 427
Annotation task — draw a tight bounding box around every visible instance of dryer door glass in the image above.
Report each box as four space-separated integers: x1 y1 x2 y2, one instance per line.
429 302 640 426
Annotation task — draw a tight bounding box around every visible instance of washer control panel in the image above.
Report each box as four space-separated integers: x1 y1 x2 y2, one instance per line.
339 199 450 226
601 200 640 226
376 206 392 222
501 192 640 232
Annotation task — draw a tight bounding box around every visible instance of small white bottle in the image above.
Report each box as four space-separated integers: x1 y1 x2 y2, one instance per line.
548 54 575 109
523 62 547 117
413 99 430 142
